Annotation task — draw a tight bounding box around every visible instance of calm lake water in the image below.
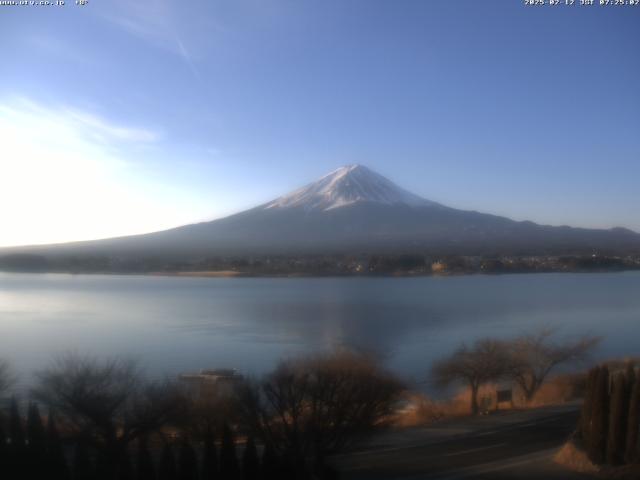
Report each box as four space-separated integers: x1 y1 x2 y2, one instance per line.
1 271 639 391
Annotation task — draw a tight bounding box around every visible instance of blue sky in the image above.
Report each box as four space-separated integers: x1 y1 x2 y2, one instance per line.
1 0 639 246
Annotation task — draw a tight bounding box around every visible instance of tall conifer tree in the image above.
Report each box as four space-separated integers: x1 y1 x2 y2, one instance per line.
117 448 133 480
241 437 260 480
261 443 280 480
260 443 279 480
581 367 598 442
626 370 640 464
588 365 609 464
0 422 7 474
73 441 94 480
27 403 47 479
178 439 199 480
46 410 70 480
202 429 218 480
159 443 178 480
8 398 26 479
220 424 240 480
607 373 628 465
626 363 636 389
137 436 156 480
9 397 25 449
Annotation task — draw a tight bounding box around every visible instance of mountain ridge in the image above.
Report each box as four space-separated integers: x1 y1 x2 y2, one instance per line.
1 165 639 262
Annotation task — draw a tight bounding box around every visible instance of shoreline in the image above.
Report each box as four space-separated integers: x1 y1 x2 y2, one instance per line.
1 268 639 279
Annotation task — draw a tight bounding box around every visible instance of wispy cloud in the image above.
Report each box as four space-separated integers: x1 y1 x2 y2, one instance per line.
99 0 202 80
64 109 160 143
175 36 201 81
2 97 161 147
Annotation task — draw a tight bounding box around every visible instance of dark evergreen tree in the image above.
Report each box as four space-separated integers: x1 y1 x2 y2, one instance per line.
260 443 279 480
0 422 7 475
95 450 117 480
580 367 598 442
588 365 609 464
27 403 47 453
27 403 47 480
117 448 133 480
73 441 94 480
159 443 178 480
241 437 259 480
178 439 199 480
607 373 628 465
317 464 341 480
278 451 299 480
201 429 218 480
46 410 70 480
626 362 636 390
626 371 640 465
9 397 25 449
137 436 156 480
219 424 240 480
8 398 26 479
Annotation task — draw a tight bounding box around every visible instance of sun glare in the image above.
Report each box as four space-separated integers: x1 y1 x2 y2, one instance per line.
0 99 191 247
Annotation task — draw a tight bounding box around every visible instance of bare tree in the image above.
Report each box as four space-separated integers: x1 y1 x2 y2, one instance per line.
32 353 184 476
506 329 600 402
431 339 510 415
238 350 404 470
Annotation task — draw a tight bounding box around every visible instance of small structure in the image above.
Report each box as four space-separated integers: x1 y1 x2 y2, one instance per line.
495 388 514 410
179 368 244 399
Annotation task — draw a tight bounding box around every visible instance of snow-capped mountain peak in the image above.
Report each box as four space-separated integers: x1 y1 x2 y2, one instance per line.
263 164 440 211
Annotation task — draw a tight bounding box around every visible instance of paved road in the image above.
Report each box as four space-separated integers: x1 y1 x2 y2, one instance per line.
332 405 593 480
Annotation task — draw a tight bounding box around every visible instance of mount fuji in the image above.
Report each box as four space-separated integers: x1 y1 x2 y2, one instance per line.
3 165 640 260
262 164 440 212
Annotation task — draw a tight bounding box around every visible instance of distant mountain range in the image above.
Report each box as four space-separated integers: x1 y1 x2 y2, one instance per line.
2 165 640 265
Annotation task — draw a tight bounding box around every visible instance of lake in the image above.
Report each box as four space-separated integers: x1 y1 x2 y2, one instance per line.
1 271 639 392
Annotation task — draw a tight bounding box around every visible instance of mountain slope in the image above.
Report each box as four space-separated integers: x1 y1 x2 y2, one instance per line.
2 165 640 260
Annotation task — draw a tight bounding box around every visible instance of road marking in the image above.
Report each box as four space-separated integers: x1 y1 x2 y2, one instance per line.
442 443 507 457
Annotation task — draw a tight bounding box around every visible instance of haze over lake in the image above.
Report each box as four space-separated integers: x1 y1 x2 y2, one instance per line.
1 271 639 391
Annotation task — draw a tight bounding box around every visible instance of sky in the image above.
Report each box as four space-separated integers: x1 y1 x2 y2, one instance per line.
1 0 639 247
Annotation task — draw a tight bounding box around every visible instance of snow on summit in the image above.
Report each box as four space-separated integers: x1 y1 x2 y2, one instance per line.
264 164 440 211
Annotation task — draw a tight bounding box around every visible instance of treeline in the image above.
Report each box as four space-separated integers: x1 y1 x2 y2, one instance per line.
579 363 640 466
2 252 639 276
0 351 404 480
